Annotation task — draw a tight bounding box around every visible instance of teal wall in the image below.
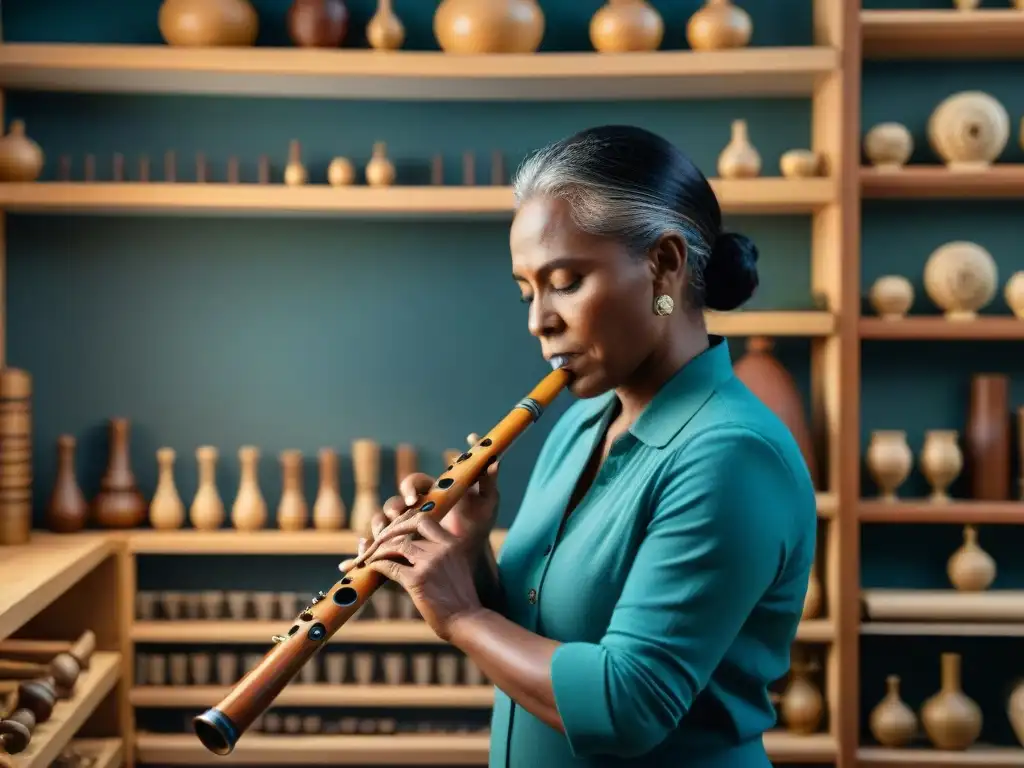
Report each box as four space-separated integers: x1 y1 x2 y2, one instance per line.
3 0 1023 761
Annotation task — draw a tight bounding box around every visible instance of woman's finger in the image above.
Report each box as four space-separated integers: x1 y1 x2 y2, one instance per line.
398 472 437 507
381 494 408 520
353 508 418 567
370 512 389 540
337 537 367 573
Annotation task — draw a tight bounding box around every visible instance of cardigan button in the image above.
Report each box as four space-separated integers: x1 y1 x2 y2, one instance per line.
527 588 537 604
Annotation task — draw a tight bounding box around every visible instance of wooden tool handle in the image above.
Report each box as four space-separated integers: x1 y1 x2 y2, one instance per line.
68 630 95 669
0 660 46 680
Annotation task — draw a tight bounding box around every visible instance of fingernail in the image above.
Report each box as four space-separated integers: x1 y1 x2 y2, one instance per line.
405 495 417 506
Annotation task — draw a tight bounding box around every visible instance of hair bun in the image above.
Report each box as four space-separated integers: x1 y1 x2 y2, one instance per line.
703 231 759 312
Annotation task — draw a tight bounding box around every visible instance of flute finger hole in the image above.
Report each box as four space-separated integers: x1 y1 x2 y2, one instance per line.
420 501 436 512
438 478 454 490
333 587 359 607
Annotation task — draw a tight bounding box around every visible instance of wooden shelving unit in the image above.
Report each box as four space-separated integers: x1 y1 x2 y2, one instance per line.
860 165 1024 200
858 747 1024 766
861 9 1024 60
859 501 1024 525
859 318 1024 342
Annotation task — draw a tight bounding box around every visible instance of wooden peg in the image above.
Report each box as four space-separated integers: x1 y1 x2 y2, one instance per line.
58 155 71 181
227 156 240 184
196 153 207 183
258 154 270 184
491 150 505 186
462 151 475 186
431 154 444 185
84 154 96 182
112 153 125 182
165 150 176 182
138 155 150 182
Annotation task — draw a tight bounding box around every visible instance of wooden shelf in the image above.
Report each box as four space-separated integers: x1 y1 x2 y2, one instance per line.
0 43 838 101
861 165 1024 199
859 501 1024 524
859 746 1024 766
127 528 508 555
9 652 122 768
0 533 115 642
796 619 834 643
66 738 124 768
132 730 834 765
860 317 1024 341
0 179 835 217
707 311 835 337
862 622 1024 637
131 684 494 709
861 10 1024 60
861 589 1024 623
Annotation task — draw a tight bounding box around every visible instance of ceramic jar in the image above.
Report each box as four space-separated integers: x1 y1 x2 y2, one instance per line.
928 91 1009 170
921 430 962 502
923 240 998 320
866 430 912 500
869 276 914 319
589 0 664 53
0 120 44 182
921 653 982 750
686 0 752 50
863 122 913 170
434 0 544 54
947 525 996 591
157 0 259 47
869 675 918 748
718 119 761 178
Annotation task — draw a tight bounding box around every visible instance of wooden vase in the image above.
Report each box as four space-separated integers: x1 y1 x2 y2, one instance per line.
150 447 185 530
866 430 912 500
46 435 88 533
277 450 308 531
921 653 982 751
157 0 259 47
0 120 44 182
966 373 1010 500
433 0 545 54
686 0 752 51
732 337 817 487
232 446 266 531
947 524 996 591
920 430 962 502
312 448 345 530
589 0 664 53
778 660 823 735
93 418 147 529
365 142 395 187
718 119 761 179
190 446 224 530
367 0 405 50
869 675 918 748
288 0 348 47
349 439 381 536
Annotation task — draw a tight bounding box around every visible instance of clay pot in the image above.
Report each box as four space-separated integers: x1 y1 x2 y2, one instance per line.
779 149 822 178
868 276 914 319
732 337 817 486
718 119 761 179
947 525 996 591
434 0 544 54
158 0 258 47
863 122 913 171
866 430 912 500
288 0 348 48
686 0 752 51
869 675 918 748
1005 272 1024 318
920 430 962 502
921 653 982 750
923 241 998 321
928 91 1010 170
0 120 44 182
589 0 664 53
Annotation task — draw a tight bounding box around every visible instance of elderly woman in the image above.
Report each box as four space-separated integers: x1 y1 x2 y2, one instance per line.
342 125 817 768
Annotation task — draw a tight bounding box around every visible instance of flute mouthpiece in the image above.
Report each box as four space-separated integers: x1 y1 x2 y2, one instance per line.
550 355 571 370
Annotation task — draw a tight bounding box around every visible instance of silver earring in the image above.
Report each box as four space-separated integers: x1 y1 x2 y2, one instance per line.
653 294 675 316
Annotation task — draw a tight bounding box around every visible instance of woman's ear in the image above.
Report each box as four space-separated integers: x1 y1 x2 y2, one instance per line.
647 232 688 292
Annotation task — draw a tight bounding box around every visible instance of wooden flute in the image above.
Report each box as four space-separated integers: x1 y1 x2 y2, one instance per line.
193 358 572 755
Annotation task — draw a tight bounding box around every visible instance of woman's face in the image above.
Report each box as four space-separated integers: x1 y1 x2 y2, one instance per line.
509 195 675 398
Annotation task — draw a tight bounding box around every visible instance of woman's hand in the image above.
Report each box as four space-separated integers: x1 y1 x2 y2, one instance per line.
350 514 485 641
339 432 500 572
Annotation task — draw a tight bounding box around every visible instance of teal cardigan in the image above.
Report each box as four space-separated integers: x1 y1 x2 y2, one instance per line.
487 335 817 767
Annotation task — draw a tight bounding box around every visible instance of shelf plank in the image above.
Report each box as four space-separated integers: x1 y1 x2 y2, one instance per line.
127 528 507 555
861 589 1024 623
132 617 833 644
859 746 1024 766
861 165 1024 199
860 317 1024 341
862 622 1024 637
859 501 1024 524
133 730 833 765
862 10 1024 60
131 684 495 708
9 652 122 768
66 738 124 768
0 179 835 217
0 43 838 100
0 533 114 642
706 311 835 337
